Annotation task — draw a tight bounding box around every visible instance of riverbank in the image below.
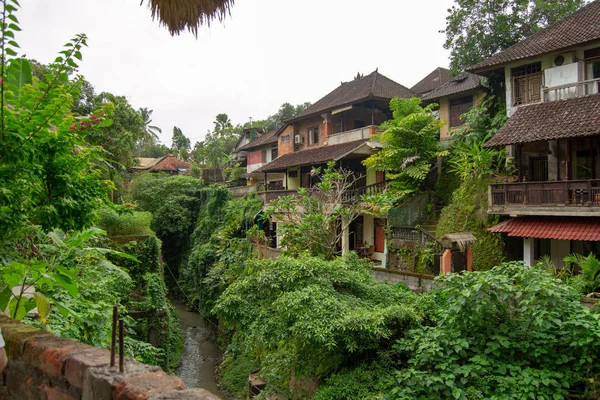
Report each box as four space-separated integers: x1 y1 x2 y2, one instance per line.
171 299 227 398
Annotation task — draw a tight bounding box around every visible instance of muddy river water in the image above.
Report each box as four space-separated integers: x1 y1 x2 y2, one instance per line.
171 299 227 398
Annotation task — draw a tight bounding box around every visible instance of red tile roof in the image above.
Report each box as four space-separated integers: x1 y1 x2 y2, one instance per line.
469 0 600 72
152 155 191 171
483 94 600 147
488 217 600 241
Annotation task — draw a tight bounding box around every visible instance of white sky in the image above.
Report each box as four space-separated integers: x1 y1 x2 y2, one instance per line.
18 0 454 146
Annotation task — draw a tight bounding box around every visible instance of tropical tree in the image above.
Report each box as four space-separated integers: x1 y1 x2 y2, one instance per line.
443 0 585 73
363 97 446 199
171 126 191 156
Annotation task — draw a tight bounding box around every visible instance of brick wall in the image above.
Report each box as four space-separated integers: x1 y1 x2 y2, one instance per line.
278 125 294 156
247 150 263 165
0 317 220 400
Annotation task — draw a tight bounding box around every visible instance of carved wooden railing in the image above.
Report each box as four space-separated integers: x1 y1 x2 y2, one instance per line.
489 179 600 208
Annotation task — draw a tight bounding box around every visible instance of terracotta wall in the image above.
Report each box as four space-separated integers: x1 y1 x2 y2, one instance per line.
0 317 219 400
247 150 263 165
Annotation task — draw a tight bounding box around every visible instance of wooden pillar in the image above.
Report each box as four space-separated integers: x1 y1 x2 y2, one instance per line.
442 249 452 274
466 248 473 272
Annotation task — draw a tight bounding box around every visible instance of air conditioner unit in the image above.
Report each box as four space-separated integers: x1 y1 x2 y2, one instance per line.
294 135 303 144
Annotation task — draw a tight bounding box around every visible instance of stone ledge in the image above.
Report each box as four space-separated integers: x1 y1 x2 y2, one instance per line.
0 317 220 399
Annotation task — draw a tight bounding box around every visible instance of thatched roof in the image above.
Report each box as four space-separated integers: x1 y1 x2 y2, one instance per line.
142 0 234 36
440 233 476 251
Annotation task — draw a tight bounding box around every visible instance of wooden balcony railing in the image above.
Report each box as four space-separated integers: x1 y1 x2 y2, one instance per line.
489 180 600 209
258 180 392 204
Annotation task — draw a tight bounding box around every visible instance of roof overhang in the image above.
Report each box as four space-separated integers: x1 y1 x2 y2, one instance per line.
488 217 600 241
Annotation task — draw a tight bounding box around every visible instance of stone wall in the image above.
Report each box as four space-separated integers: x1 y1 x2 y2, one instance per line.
387 192 432 228
371 268 437 293
0 317 219 400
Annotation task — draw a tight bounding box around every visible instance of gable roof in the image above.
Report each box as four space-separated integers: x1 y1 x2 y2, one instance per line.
411 67 451 95
287 70 415 123
258 139 373 172
483 93 600 147
421 72 485 101
238 129 279 151
469 0 600 73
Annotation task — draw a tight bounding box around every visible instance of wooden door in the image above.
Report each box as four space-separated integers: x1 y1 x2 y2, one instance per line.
374 219 385 253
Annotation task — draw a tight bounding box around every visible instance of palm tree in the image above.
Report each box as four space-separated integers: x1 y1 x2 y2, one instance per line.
136 108 162 156
139 107 162 142
563 253 600 295
141 0 234 36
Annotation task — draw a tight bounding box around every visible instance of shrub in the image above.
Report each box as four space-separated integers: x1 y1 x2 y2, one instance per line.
387 262 600 399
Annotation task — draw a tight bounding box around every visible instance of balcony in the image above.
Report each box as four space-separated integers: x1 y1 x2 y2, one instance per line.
257 180 391 205
489 180 600 216
327 125 382 145
542 77 600 102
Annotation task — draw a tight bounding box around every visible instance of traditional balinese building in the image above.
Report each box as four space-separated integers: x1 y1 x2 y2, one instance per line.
468 0 600 267
255 70 417 261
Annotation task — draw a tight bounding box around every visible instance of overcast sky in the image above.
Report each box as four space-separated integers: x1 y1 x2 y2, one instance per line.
18 0 454 146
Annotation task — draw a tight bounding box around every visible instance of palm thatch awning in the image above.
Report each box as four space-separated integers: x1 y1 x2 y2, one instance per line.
440 233 476 252
142 0 234 36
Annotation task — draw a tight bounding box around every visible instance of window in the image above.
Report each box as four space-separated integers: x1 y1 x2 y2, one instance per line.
511 62 542 105
281 134 291 143
308 126 319 145
271 146 278 160
584 47 600 95
449 96 473 127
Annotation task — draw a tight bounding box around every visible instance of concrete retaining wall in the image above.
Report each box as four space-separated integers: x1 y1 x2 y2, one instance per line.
371 268 437 292
0 317 219 400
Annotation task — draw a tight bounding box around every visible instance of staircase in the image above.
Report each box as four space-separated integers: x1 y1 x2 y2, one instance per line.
420 217 439 238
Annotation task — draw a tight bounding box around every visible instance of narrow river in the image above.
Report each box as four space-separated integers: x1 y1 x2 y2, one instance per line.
171 299 227 398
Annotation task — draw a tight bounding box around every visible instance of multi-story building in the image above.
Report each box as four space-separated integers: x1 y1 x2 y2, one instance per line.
255 70 417 260
468 0 600 267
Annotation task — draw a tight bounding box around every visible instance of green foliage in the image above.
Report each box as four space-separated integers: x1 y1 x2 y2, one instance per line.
387 262 600 399
437 197 504 271
213 254 429 396
437 97 508 270
97 206 154 237
563 253 600 295
183 189 258 315
0 29 113 239
218 350 260 398
139 272 184 370
264 102 312 130
443 0 585 73
363 97 446 199
313 362 391 400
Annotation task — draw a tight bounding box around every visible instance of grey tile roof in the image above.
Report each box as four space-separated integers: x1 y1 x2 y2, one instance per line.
258 139 370 172
469 0 600 72
411 67 451 95
237 129 279 151
421 72 484 101
483 94 600 147
287 70 416 123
